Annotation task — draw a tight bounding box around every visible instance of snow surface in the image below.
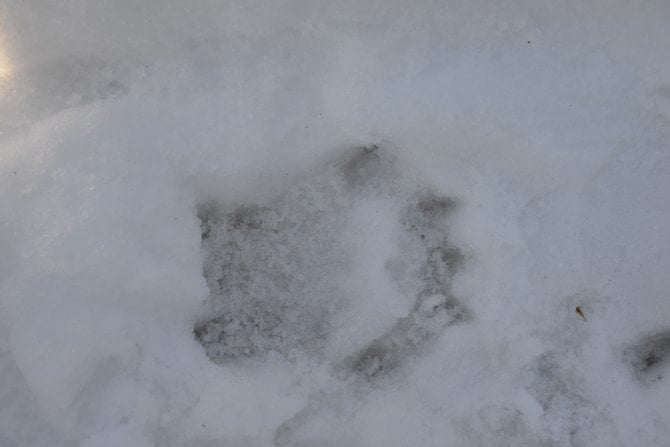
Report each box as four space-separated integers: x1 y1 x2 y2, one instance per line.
1 1 670 446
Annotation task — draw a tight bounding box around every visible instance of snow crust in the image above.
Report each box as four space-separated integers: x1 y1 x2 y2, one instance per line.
1 1 670 445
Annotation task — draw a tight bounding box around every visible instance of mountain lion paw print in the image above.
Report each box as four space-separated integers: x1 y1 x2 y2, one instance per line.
193 145 470 381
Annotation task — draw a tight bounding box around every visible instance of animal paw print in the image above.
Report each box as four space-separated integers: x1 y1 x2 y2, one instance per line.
193 145 470 380
625 328 670 383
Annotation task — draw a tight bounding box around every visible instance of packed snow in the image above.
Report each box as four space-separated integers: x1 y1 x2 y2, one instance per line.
1 1 670 446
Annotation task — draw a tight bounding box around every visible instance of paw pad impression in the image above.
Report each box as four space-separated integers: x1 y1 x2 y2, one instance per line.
194 145 470 379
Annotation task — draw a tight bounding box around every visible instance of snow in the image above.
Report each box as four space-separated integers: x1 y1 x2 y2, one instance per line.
1 1 670 445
